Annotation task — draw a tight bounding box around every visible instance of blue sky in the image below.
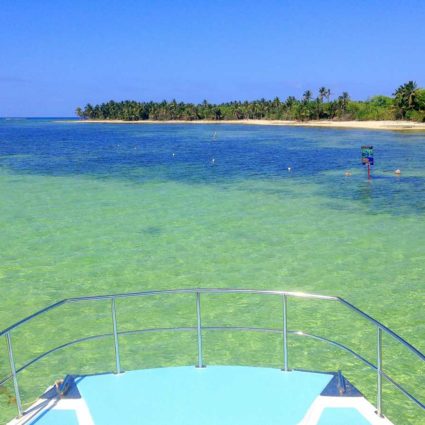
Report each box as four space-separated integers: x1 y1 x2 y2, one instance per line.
1 0 424 116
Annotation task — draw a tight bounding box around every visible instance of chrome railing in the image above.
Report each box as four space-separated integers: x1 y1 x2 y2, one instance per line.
1 288 424 421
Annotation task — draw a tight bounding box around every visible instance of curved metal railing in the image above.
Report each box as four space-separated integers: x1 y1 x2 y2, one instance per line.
1 288 424 421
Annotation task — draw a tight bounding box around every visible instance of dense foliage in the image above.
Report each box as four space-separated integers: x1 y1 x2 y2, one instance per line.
76 82 425 122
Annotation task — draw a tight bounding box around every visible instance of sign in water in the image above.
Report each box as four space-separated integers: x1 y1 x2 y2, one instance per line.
361 145 374 179
361 145 374 165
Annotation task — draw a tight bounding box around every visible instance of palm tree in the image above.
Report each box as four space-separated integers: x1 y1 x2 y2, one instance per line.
75 107 84 119
325 89 332 102
285 96 296 108
284 96 297 119
213 108 222 120
317 87 330 118
319 87 327 103
303 90 313 103
393 81 418 119
337 92 350 117
314 97 321 119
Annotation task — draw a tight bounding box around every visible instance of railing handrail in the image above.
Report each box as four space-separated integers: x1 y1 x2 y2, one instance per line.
1 288 423 362
1 288 424 421
0 288 337 337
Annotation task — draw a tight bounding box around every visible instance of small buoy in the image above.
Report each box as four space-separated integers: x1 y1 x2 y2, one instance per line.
344 171 352 176
395 169 401 175
288 167 291 172
172 153 175 157
212 158 215 164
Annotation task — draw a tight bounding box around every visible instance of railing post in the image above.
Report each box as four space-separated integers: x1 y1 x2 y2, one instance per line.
282 295 288 371
376 326 383 417
196 292 204 368
6 332 23 417
111 298 121 374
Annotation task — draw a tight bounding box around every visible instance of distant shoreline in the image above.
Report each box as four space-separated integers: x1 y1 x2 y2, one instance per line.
68 119 425 132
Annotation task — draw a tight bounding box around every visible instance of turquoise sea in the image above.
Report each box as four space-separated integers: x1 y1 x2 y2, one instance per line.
0 119 424 424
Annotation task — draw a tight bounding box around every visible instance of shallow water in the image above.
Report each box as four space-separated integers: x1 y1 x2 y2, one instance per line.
0 119 424 424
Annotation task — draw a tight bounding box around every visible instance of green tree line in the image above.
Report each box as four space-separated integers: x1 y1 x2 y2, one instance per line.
76 81 425 122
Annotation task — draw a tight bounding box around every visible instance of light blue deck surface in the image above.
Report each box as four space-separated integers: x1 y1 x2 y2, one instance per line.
318 407 371 425
76 366 332 425
30 409 78 425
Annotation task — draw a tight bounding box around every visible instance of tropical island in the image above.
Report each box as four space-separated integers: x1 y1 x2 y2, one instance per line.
75 82 425 127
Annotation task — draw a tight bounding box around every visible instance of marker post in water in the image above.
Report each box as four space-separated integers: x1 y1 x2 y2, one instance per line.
361 145 374 179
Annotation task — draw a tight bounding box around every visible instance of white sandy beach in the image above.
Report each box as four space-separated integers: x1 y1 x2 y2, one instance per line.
71 119 425 132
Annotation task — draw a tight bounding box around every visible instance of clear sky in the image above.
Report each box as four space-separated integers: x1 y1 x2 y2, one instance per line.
1 0 424 116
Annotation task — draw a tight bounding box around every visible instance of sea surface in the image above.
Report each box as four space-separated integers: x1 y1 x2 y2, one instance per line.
0 119 424 424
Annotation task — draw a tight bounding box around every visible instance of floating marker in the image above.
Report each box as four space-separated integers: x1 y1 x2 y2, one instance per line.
361 145 374 179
